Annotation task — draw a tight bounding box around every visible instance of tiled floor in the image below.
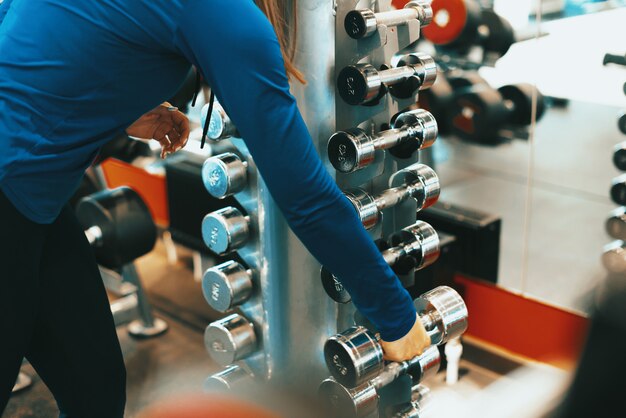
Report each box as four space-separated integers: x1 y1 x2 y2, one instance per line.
434 100 623 312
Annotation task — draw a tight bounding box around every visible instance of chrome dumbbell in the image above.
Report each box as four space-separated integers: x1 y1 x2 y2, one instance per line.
392 384 432 418
204 364 253 392
202 207 251 255
204 313 257 366
321 221 440 303
328 109 437 173
345 163 439 230
345 0 433 39
602 240 626 273
337 53 436 105
606 207 626 241
201 101 239 141
202 261 253 313
318 346 440 418
324 286 468 388
202 152 248 199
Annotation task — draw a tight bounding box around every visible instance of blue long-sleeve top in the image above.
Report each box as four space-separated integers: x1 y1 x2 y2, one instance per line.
0 0 416 341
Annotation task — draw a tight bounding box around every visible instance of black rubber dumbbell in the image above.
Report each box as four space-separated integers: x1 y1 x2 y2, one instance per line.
327 109 437 173
606 207 626 241
337 53 437 106
447 83 545 143
320 221 440 304
611 174 626 206
422 0 515 57
76 187 157 270
618 113 626 136
614 141 626 171
417 70 488 135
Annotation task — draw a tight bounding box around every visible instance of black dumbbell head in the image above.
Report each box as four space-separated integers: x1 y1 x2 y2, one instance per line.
611 175 626 206
320 267 352 304
337 64 380 105
327 128 373 173
446 70 488 91
344 9 376 39
76 187 157 269
606 207 626 241
480 10 515 56
614 141 626 171
498 83 546 126
448 85 508 142
618 113 626 136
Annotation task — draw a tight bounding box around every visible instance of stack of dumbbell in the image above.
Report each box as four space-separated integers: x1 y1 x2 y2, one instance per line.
319 1 470 416
421 0 516 67
418 69 546 144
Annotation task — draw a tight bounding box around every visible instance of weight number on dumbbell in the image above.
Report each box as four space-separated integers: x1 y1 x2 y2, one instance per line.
344 0 433 40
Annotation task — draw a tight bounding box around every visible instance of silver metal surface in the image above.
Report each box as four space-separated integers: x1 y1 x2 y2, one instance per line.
122 263 168 338
415 286 469 345
85 225 103 247
202 260 253 313
318 378 379 418
201 152 248 199
202 206 250 254
204 364 253 392
201 101 239 141
399 221 441 270
204 313 258 366
389 163 440 211
398 53 437 91
392 109 438 151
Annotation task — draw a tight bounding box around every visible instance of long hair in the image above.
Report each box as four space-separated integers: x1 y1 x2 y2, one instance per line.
256 0 306 84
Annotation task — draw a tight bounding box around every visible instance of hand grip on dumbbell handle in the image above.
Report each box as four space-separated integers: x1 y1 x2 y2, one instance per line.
371 345 440 389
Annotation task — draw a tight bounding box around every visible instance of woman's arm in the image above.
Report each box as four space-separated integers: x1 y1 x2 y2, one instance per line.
0 0 14 26
175 0 418 343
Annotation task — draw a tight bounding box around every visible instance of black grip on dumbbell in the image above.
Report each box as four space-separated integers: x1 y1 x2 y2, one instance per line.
388 57 426 100
498 83 546 125
480 9 515 56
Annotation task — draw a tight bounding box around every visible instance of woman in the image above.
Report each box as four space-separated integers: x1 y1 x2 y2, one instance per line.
0 0 430 416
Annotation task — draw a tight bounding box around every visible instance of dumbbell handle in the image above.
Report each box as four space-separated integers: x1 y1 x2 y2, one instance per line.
85 226 103 247
370 344 437 390
373 182 423 212
375 8 423 28
379 66 418 86
374 125 424 151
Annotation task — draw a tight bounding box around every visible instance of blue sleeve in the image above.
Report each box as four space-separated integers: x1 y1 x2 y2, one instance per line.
0 0 13 25
175 0 417 341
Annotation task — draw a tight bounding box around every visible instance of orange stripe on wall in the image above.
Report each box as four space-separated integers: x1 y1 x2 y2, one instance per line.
455 275 589 368
101 158 170 227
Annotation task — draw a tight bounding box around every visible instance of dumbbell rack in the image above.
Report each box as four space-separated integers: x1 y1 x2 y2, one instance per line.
203 0 440 411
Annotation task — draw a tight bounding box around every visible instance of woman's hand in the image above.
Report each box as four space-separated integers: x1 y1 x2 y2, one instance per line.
126 102 190 159
380 314 431 362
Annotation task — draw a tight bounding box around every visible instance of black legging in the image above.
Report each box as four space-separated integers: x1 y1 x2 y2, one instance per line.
0 190 126 417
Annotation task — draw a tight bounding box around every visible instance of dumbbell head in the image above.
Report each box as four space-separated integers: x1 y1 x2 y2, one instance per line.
327 128 375 173
611 174 626 206
389 163 440 211
345 189 380 230
201 101 238 141
318 378 378 418
619 113 626 136
480 9 515 56
414 286 468 345
320 267 352 304
448 85 508 142
389 221 440 274
76 186 157 270
389 109 438 159
344 9 378 40
204 364 253 392
204 313 257 366
498 83 546 126
613 141 626 171
606 207 626 241
422 0 482 51
395 53 437 93
202 260 253 313
202 207 250 255
202 152 248 199
602 241 626 273
324 326 383 388
337 64 383 106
